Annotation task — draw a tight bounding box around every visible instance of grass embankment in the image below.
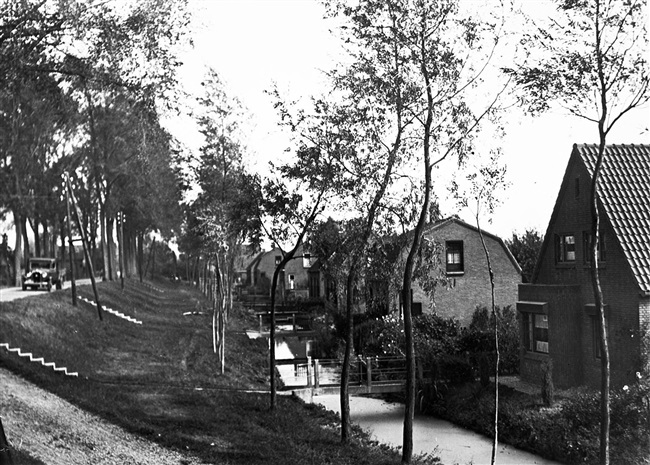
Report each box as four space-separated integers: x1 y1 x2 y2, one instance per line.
0 280 429 465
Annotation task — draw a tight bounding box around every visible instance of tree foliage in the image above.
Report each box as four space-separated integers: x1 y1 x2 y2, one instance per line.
0 0 190 283
506 229 543 283
324 1 511 461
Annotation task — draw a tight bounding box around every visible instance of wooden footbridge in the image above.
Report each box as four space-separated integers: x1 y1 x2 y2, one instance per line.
249 304 427 395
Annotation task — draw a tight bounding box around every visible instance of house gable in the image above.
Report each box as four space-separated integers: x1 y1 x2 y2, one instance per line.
533 143 650 296
407 218 522 326
520 143 650 389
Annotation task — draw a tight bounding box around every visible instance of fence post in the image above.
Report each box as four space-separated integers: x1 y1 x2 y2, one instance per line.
292 313 296 332
314 359 320 389
259 314 263 334
306 356 312 388
356 355 362 385
366 357 372 388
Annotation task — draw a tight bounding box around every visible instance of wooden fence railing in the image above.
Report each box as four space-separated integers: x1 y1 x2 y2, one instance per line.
277 355 413 392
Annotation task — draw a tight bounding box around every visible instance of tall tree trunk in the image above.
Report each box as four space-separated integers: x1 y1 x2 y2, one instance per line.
269 260 280 410
268 241 307 410
594 5 610 463
32 217 41 257
118 212 125 288
107 215 114 281
340 268 355 442
151 239 156 280
592 141 610 465
12 210 23 287
476 216 499 464
99 196 109 281
59 221 66 265
138 232 144 282
42 218 50 257
401 22 435 464
21 216 29 267
65 182 77 306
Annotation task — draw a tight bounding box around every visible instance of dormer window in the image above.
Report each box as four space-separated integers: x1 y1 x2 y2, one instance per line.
555 234 575 263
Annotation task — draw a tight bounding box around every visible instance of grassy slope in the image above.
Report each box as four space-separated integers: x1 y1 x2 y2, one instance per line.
0 280 427 465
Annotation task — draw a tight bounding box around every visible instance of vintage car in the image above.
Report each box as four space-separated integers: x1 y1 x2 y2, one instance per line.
22 257 65 291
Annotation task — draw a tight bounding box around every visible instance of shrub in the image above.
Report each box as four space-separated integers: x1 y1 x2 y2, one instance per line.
358 313 463 360
462 305 520 375
478 352 490 387
434 354 475 385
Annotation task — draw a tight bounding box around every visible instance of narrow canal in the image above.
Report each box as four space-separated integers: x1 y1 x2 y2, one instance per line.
314 394 563 465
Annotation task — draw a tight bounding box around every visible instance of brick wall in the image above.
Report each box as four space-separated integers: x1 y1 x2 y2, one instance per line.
410 220 521 326
518 284 582 388
640 297 650 374
532 151 642 388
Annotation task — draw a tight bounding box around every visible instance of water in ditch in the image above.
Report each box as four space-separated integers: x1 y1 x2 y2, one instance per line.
314 394 564 465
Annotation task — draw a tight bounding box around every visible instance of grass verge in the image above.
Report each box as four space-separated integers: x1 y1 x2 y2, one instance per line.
0 279 436 464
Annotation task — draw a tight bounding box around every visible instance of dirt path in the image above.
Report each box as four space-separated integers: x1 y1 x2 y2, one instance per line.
0 367 201 465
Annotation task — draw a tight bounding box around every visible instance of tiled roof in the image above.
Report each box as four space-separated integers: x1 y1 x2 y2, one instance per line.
576 144 650 294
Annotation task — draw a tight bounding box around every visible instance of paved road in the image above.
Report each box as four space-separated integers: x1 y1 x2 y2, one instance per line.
0 278 93 303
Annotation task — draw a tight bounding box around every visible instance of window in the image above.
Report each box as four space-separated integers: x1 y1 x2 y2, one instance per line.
275 255 281 266
288 274 295 290
555 234 576 263
583 231 606 263
303 253 311 268
523 313 549 354
446 241 464 273
412 302 423 317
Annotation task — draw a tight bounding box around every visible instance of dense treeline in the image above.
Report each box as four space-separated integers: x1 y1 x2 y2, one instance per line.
0 0 190 284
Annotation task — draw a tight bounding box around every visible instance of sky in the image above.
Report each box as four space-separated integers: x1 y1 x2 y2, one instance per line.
171 0 650 240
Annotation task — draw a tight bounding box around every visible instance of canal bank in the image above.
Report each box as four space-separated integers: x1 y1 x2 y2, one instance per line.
315 394 563 465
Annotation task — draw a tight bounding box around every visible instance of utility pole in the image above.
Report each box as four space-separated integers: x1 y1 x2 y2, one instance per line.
65 177 77 306
65 174 103 321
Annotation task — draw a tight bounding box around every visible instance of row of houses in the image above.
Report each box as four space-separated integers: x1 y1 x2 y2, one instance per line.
236 143 650 391
234 216 522 326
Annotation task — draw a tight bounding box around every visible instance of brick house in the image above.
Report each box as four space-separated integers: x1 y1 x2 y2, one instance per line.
233 248 263 295
517 144 650 389
252 244 313 299
384 217 522 326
